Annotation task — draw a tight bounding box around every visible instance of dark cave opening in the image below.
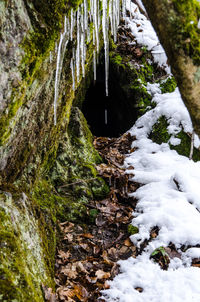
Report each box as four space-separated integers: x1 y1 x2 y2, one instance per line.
82 60 138 138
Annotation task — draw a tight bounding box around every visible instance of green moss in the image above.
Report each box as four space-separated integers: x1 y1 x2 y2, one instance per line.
171 0 200 65
130 79 152 115
151 116 200 161
160 76 177 93
128 225 139 235
0 85 26 145
0 193 53 302
91 177 109 199
89 209 99 223
175 130 200 162
110 52 125 70
67 0 83 10
150 117 170 144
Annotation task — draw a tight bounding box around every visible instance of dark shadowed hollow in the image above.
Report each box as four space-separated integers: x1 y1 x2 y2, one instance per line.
82 61 138 138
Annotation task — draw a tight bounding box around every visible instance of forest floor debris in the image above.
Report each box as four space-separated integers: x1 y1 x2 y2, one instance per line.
53 133 139 302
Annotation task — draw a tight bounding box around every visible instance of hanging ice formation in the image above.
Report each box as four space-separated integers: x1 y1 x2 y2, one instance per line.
54 0 127 124
54 16 69 125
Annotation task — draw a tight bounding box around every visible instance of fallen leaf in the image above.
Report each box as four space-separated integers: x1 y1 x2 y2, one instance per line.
104 281 110 289
124 238 132 247
58 250 71 260
81 233 94 239
74 284 89 301
135 287 143 292
95 270 111 280
64 233 73 242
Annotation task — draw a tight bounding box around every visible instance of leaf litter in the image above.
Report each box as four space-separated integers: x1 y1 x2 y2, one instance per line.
51 133 139 302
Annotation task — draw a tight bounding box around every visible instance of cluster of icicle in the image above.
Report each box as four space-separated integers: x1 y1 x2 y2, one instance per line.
53 0 127 125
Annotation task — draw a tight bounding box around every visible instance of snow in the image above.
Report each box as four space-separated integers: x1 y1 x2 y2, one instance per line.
102 257 200 302
101 2 200 301
125 0 170 73
102 86 200 300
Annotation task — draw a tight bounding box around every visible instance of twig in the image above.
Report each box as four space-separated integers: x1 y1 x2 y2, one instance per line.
58 177 97 189
189 131 194 160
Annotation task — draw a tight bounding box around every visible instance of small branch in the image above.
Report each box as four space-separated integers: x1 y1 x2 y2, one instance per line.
189 131 194 160
58 177 97 189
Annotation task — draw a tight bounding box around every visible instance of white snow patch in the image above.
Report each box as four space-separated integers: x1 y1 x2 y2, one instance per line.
102 257 200 302
101 2 200 301
102 87 200 300
125 0 170 73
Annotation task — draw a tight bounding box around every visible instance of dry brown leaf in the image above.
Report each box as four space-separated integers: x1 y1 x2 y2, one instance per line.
61 264 78 279
124 238 132 247
42 285 56 302
111 263 120 278
93 245 101 255
64 233 73 242
135 287 143 292
79 243 90 251
192 263 200 268
95 270 111 280
86 275 97 284
102 250 114 265
74 284 89 301
104 281 110 289
63 222 74 233
81 233 94 239
57 286 75 300
76 261 88 274
58 250 71 260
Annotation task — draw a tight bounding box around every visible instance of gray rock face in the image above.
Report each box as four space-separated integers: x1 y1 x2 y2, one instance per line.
0 0 30 113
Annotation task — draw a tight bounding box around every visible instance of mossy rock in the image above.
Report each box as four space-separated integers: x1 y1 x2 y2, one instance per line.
0 191 54 302
151 116 200 161
171 0 200 65
160 76 177 94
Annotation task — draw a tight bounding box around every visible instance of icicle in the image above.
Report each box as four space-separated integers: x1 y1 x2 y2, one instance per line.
98 0 101 30
112 0 117 43
54 17 69 125
81 31 86 78
109 177 112 186
93 50 96 81
90 0 94 15
70 9 74 41
64 18 70 48
109 0 114 36
102 0 109 96
122 0 126 20
84 0 88 33
70 59 75 91
54 33 64 125
50 51 52 63
76 8 80 83
94 0 99 52
105 109 108 124
64 16 67 32
93 24 96 46
81 4 84 32
87 23 91 43
116 0 120 27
